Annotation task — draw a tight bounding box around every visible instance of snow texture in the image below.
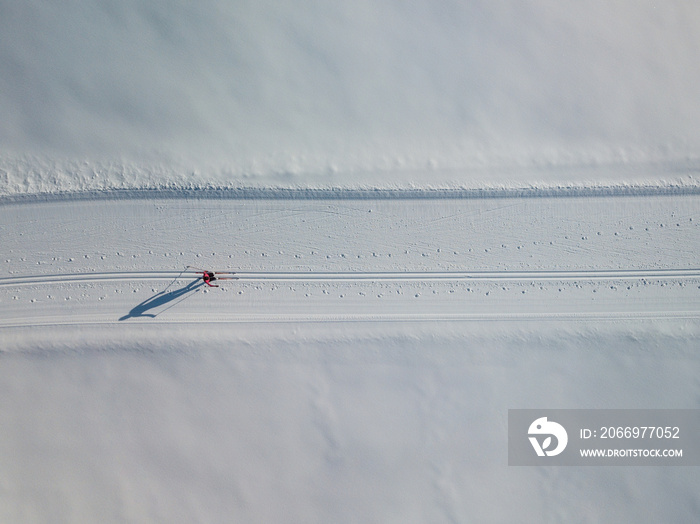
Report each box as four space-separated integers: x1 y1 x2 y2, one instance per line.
1 1 700 522
1 1 700 193
2 194 699 522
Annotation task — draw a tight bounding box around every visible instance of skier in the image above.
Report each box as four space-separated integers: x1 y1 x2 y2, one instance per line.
201 271 219 287
187 266 237 287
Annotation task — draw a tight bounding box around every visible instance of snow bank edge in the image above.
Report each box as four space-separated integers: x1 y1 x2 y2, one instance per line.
3 184 700 205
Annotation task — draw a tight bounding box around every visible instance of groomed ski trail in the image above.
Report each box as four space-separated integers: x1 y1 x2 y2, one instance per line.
2 268 700 287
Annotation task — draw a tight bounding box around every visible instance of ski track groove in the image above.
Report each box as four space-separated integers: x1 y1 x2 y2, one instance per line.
2 311 700 330
2 269 700 287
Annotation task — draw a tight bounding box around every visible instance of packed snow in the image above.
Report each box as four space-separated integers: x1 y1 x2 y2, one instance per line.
1 1 700 522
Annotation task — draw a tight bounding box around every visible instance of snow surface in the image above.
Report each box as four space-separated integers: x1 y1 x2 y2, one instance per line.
2 1 700 192
2 1 700 522
2 193 699 522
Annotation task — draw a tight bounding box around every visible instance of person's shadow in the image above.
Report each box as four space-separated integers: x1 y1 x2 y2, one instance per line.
119 280 203 321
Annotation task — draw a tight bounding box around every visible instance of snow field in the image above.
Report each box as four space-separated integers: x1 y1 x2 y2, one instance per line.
1 175 699 523
2 0 700 519
2 1 700 188
1 320 699 523
1 193 698 522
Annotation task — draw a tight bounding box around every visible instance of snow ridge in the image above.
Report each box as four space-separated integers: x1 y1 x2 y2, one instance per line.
2 183 700 205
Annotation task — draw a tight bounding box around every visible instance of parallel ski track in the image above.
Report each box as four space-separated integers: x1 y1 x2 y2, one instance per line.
2 269 700 287
3 311 700 330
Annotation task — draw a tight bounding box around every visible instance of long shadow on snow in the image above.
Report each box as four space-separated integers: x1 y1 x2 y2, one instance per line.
119 280 203 321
